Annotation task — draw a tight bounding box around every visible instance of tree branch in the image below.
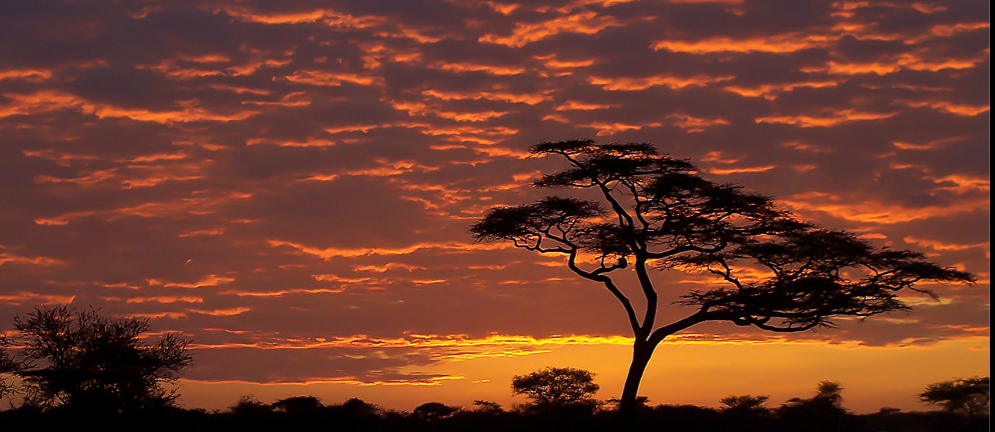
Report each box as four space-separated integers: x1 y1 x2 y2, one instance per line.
567 250 641 334
647 308 709 346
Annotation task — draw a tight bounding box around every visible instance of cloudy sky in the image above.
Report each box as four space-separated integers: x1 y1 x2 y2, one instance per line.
0 0 988 413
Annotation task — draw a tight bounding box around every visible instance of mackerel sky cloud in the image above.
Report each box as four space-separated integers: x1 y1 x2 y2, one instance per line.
0 0 988 412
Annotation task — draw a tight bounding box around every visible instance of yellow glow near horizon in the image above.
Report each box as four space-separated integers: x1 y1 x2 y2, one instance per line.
176 337 990 414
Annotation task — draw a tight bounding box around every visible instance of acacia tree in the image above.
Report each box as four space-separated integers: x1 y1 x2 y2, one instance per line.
919 376 990 418
11 305 192 412
511 367 600 412
470 140 975 414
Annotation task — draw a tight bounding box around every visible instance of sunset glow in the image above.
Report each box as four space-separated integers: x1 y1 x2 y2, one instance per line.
0 0 988 414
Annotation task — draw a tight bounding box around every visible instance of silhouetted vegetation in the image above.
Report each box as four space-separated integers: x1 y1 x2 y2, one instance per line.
0 374 988 431
511 366 600 414
919 376 990 418
1 305 191 414
470 140 976 412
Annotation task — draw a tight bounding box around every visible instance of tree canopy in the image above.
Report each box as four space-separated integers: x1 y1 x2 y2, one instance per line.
920 376 990 418
9 305 192 413
470 140 976 413
511 367 600 412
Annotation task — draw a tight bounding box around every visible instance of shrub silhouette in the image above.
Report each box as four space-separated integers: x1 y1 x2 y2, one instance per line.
413 402 459 421
778 381 854 432
272 395 323 416
9 305 191 413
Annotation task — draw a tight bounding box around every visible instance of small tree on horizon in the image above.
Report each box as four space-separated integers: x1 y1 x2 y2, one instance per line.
720 395 770 414
511 367 600 413
470 140 975 414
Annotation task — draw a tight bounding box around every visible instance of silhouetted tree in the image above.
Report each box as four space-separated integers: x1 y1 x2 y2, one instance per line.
413 401 459 421
720 394 770 415
227 395 274 426
0 337 18 398
778 381 852 432
721 394 773 432
10 305 192 413
336 397 381 416
272 395 323 415
472 399 504 414
919 376 990 418
511 367 600 413
470 140 976 413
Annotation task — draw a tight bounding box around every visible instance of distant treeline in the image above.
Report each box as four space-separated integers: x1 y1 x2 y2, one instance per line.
0 391 987 432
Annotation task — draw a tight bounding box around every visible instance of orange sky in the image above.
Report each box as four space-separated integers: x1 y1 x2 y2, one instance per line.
0 0 989 414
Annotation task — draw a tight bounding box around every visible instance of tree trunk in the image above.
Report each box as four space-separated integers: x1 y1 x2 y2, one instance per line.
618 339 655 415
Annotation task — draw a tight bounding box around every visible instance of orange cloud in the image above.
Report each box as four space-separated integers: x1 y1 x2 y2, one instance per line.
147 274 236 289
269 239 509 260
285 70 384 87
782 192 989 224
755 109 896 127
589 73 733 91
391 100 511 122
903 236 989 252
189 307 252 316
22 149 101 166
666 113 730 132
0 249 63 267
353 263 426 273
781 141 834 153
0 292 76 306
926 174 990 194
421 88 549 105
247 137 336 148
723 81 839 100
706 165 777 175
579 121 663 136
126 312 188 319
430 61 526 76
892 136 964 151
34 191 253 225
219 6 384 28
478 11 622 47
0 68 52 82
805 54 984 76
927 22 989 38
34 169 119 187
302 158 440 182
220 287 348 297
534 54 597 70
899 100 990 116
124 296 205 304
554 100 613 111
375 25 447 43
652 33 831 54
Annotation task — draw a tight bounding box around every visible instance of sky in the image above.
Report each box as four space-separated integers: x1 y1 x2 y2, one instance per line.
0 0 989 414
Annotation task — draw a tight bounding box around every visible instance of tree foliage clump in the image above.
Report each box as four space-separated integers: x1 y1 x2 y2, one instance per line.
920 376 990 418
9 306 192 413
511 367 600 413
471 140 975 413
0 338 18 398
720 394 770 414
